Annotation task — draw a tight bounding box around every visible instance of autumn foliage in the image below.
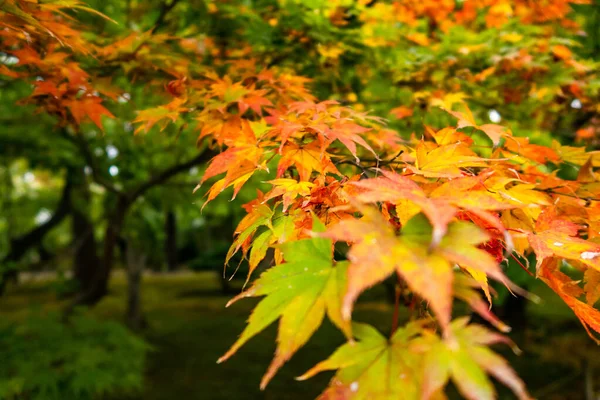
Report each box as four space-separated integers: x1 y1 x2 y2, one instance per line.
2 0 600 399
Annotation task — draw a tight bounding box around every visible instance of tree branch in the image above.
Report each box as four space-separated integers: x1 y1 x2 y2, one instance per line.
4 173 73 263
128 148 217 201
64 131 122 195
153 0 180 32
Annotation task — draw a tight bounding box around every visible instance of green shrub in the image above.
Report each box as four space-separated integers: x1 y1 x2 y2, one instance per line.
0 312 149 400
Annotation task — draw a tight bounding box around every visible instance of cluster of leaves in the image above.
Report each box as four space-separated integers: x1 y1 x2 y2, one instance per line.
188 83 600 397
0 0 117 131
207 0 599 143
0 312 148 400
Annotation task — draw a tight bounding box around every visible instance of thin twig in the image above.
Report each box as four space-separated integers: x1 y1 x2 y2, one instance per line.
153 0 180 32
390 273 402 336
534 188 600 202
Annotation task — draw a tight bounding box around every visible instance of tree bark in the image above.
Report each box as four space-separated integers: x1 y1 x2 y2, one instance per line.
71 168 101 294
165 209 177 271
584 360 595 400
125 244 147 331
71 196 129 307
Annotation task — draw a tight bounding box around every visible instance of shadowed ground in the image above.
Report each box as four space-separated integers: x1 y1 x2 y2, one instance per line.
0 271 596 400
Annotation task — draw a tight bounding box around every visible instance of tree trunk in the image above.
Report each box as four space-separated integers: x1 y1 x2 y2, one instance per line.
70 196 129 307
71 167 101 294
125 243 147 331
165 209 177 271
584 360 595 400
72 209 100 294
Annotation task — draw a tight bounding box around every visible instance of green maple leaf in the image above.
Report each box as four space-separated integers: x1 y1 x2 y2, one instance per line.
419 318 531 400
217 217 351 389
299 319 531 400
297 321 426 400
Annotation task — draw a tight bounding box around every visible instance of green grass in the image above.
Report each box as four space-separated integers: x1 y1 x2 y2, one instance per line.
1 272 597 400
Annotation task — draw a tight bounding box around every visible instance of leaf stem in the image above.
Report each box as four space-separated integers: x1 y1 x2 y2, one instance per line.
390 273 402 336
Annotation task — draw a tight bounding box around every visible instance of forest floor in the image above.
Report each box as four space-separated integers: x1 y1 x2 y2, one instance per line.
0 271 597 400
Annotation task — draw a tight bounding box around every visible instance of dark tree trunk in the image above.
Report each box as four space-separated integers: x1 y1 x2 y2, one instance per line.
584 359 595 400
117 236 128 266
37 243 53 264
71 167 101 294
0 175 73 295
67 195 129 310
125 244 147 331
165 209 177 271
72 217 100 294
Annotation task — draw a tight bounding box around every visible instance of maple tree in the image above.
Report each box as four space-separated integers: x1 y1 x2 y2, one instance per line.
2 0 600 399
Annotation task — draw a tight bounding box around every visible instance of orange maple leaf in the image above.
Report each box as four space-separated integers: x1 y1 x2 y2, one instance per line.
64 96 114 130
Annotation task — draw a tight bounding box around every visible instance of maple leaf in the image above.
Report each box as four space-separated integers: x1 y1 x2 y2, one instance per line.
247 214 297 278
350 170 456 246
552 44 572 60
211 115 258 147
528 215 600 274
277 141 339 181
418 318 531 400
237 91 273 115
539 260 600 343
297 321 427 400
203 160 257 204
351 170 514 249
433 176 515 211
444 106 510 146
454 274 510 333
225 204 274 267
322 208 508 330
263 178 315 211
577 156 598 183
64 96 114 130
584 268 600 306
199 134 264 205
409 141 491 178
485 177 552 208
427 126 474 146
40 0 116 23
552 140 600 166
0 64 19 78
1 1 52 36
430 92 470 110
201 145 262 183
406 32 430 46
390 105 413 119
133 97 188 134
502 137 561 165
269 102 376 161
324 120 377 161
218 219 351 389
